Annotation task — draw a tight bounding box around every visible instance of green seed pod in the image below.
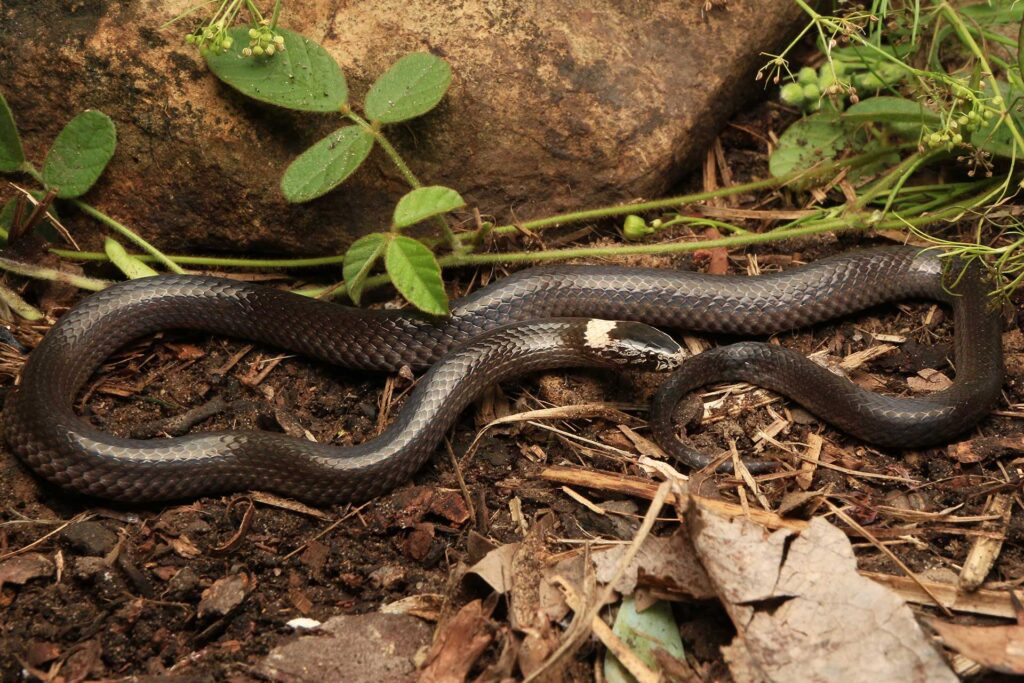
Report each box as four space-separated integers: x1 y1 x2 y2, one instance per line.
242 47 253 57
623 215 653 241
249 28 260 39
253 45 265 56
265 44 276 56
221 36 234 50
273 34 285 46
779 82 805 106
802 83 821 101
797 66 817 85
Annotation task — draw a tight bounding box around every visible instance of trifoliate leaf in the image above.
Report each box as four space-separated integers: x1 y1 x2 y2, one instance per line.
365 53 452 124
206 27 348 112
343 232 390 305
281 126 375 202
393 186 465 229
384 236 447 315
0 89 24 173
42 110 117 198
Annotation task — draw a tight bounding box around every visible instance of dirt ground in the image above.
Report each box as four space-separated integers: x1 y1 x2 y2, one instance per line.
1 105 1023 682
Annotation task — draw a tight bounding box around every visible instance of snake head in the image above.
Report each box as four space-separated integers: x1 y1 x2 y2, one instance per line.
583 319 687 372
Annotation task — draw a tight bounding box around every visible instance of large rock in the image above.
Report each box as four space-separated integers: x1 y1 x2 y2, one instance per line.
0 0 805 255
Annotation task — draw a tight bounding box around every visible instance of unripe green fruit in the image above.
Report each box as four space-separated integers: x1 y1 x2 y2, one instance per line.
623 215 653 241
780 82 806 106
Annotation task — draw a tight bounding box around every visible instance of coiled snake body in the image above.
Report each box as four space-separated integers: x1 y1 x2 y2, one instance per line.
3 246 1004 503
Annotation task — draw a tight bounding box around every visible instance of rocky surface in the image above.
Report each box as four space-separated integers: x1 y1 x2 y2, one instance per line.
0 0 806 255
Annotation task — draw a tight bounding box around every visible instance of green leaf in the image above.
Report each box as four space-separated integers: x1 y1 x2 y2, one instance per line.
42 110 117 198
364 52 452 124
104 237 159 279
0 89 24 173
393 186 465 229
343 232 390 305
604 598 686 683
280 126 375 202
842 97 942 129
384 235 447 315
769 112 850 178
206 27 347 112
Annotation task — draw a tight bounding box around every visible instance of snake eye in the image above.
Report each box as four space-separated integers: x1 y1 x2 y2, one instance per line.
583 320 686 372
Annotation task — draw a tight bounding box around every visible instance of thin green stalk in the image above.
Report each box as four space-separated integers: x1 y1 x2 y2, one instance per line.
70 201 186 274
20 162 186 274
345 111 461 250
299 192 990 299
41 145 914 271
50 249 349 268
0 257 110 291
939 2 1024 151
501 144 915 236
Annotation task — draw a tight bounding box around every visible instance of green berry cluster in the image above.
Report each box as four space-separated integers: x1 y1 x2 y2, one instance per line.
242 20 285 57
780 50 909 112
184 20 234 56
922 96 996 153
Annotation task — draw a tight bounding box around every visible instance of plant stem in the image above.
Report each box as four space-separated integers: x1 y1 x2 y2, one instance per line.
21 162 186 274
0 257 110 291
345 111 461 250
70 201 186 274
939 2 1024 153
40 145 915 271
299 192 989 299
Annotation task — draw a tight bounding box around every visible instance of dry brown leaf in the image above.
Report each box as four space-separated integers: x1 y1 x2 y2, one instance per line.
467 543 519 594
591 528 715 600
0 553 54 590
908 368 954 392
930 618 1024 674
689 499 957 683
381 593 445 622
419 599 496 683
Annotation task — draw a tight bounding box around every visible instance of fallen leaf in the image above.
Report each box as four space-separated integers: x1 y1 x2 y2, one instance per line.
381 593 445 622
592 528 715 600
466 543 519 594
419 599 496 683
604 597 686 683
689 499 957 683
930 619 1024 674
0 553 54 590
908 368 953 392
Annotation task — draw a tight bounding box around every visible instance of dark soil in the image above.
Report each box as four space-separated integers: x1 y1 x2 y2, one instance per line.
1 104 1023 682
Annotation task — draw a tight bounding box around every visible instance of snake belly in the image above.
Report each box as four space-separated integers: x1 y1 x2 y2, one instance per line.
2 246 1004 502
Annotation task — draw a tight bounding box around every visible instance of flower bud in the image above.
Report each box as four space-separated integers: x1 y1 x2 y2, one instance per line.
623 215 653 241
